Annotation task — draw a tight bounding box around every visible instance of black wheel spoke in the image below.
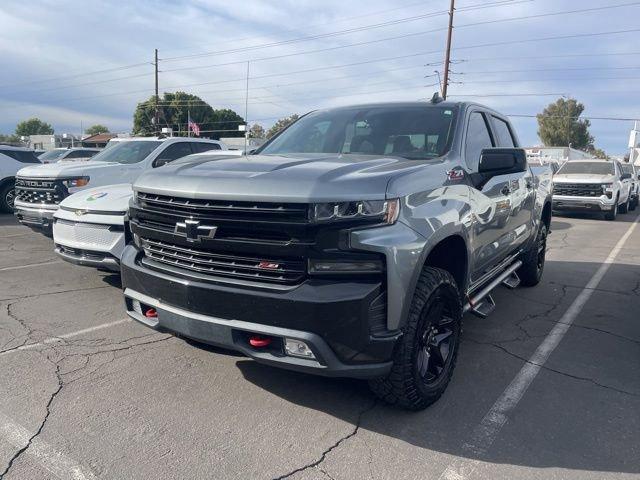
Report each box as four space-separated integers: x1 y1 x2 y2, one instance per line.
417 346 430 378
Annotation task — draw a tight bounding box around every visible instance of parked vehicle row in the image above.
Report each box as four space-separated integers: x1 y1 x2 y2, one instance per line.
13 137 226 234
38 147 101 164
0 146 42 212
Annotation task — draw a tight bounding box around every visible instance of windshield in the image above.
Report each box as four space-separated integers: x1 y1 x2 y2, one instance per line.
558 161 614 175
259 105 458 160
38 150 67 161
91 140 162 164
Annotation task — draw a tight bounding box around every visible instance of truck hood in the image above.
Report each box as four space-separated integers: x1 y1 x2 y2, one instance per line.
17 160 120 179
134 153 429 202
60 184 132 212
554 173 616 184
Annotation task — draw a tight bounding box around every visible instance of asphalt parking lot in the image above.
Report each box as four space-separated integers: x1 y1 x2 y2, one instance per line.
0 212 639 480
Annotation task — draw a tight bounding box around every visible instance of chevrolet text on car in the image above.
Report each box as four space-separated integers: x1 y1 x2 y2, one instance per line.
14 137 226 233
120 101 553 410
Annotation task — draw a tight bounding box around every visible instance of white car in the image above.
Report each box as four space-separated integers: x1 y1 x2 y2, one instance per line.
52 150 244 271
0 146 42 212
38 147 101 164
14 137 226 233
53 184 132 271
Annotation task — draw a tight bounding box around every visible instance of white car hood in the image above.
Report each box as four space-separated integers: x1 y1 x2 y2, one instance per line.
60 184 133 213
554 173 616 183
17 160 119 178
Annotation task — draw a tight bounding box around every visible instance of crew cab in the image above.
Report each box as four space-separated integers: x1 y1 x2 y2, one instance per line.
553 159 632 220
38 147 101 164
14 137 226 233
121 101 552 410
0 146 42 212
53 150 244 271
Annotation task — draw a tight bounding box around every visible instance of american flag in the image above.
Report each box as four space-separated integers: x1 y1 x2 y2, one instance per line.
187 114 200 137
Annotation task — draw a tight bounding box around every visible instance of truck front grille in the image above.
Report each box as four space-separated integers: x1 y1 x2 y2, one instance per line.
553 183 603 197
137 192 309 223
15 177 66 205
140 237 306 285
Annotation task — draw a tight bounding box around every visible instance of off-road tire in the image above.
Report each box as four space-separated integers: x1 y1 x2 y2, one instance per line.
369 267 462 410
619 196 630 214
518 223 548 287
0 181 15 213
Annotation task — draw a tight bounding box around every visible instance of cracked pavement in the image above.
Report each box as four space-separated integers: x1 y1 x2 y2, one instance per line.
0 212 639 480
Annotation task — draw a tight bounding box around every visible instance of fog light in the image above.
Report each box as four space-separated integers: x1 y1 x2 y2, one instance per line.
285 338 316 359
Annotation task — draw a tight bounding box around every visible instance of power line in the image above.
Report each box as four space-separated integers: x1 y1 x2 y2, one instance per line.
0 61 151 90
458 65 640 75
161 0 526 62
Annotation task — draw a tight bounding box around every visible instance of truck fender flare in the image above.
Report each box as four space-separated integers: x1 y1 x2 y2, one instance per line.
397 224 471 330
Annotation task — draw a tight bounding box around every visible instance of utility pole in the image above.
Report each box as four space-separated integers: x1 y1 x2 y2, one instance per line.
442 0 455 100
154 48 159 136
244 61 250 153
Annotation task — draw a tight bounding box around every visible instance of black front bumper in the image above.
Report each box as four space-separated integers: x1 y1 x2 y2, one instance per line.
120 246 398 378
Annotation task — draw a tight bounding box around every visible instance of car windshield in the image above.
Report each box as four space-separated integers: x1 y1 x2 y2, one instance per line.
259 105 458 160
91 140 162 164
38 150 67 161
558 161 614 175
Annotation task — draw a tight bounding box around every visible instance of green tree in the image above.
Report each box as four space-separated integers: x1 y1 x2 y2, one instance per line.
587 147 609 159
266 114 300 139
536 98 593 150
248 123 265 139
15 118 54 136
0 133 21 145
85 124 110 136
133 92 245 140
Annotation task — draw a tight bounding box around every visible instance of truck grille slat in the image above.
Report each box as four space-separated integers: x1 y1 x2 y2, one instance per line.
15 177 66 205
553 183 603 197
140 237 306 284
137 192 309 223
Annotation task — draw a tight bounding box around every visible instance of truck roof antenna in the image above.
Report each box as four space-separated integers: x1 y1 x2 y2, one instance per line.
431 92 444 104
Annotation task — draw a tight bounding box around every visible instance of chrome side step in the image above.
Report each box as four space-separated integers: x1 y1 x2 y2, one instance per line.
502 271 521 289
464 260 523 318
470 294 495 318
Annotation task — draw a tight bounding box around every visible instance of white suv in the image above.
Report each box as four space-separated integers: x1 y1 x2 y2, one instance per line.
14 137 226 233
553 159 632 220
0 146 42 212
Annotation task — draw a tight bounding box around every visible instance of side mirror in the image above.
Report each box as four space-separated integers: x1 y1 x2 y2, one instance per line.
621 172 632 180
154 157 170 168
478 148 527 176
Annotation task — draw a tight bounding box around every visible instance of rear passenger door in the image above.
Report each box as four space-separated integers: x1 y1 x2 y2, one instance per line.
466 110 533 282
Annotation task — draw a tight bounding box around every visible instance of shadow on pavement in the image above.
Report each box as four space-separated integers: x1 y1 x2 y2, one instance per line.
229 259 640 476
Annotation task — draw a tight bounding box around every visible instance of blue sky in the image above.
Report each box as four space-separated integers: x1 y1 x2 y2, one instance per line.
0 0 638 155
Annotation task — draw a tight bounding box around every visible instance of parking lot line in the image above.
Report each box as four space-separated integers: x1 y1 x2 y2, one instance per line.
0 411 96 480
438 214 640 480
0 260 62 272
0 319 131 357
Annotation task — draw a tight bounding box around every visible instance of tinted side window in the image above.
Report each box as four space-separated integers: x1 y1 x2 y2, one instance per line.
154 142 193 167
465 112 494 171
192 142 221 153
492 116 516 147
0 150 41 163
66 150 90 159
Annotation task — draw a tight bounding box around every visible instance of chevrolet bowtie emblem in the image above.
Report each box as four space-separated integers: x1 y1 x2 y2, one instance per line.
75 209 88 216
174 219 217 243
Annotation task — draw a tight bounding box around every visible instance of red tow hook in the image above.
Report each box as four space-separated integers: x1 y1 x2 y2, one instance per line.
249 336 272 348
144 308 158 319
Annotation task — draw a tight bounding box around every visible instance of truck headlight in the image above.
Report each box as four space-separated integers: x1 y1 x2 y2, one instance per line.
62 177 90 189
601 183 613 192
310 199 400 224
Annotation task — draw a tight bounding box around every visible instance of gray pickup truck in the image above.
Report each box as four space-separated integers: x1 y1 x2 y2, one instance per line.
121 100 553 409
